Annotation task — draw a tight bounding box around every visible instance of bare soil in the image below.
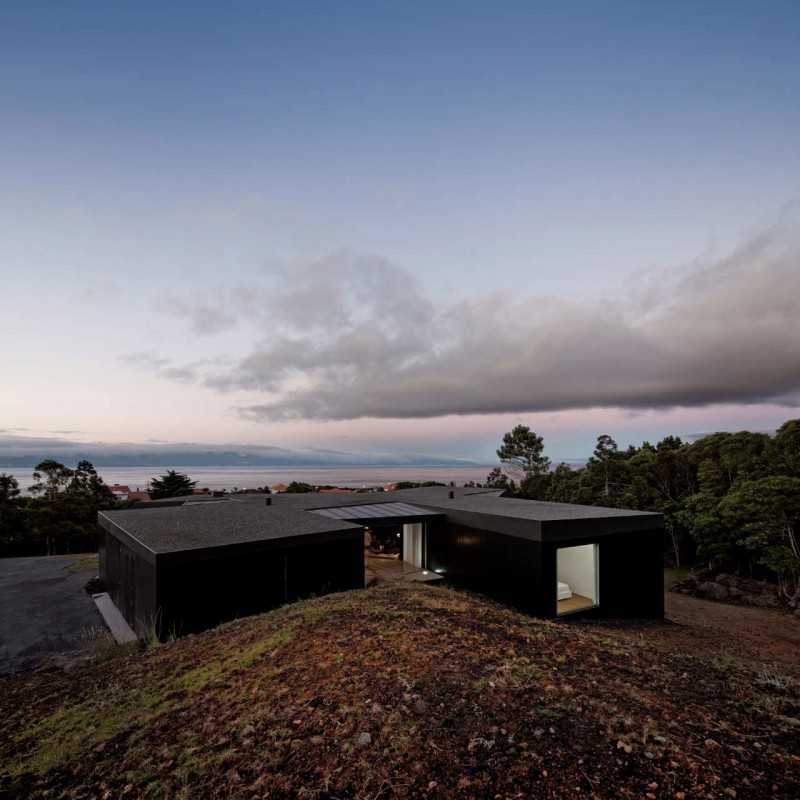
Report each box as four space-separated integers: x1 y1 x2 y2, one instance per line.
664 592 800 679
1 582 798 800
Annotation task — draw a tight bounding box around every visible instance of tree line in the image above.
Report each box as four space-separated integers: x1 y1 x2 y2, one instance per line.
485 421 800 594
0 463 199 557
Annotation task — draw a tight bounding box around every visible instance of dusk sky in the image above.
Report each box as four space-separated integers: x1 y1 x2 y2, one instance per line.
2 0 799 466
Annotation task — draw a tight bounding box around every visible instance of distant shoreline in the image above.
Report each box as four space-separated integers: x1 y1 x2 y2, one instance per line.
5 464 497 496
4 462 589 496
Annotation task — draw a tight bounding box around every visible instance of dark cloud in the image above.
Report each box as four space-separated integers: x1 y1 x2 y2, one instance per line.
136 226 800 421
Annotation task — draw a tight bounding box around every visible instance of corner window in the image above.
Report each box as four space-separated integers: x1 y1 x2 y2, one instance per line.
557 543 598 615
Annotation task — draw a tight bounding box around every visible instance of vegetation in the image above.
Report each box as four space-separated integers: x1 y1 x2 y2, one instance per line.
148 470 196 499
1 582 797 799
486 419 800 593
283 481 316 493
0 461 117 557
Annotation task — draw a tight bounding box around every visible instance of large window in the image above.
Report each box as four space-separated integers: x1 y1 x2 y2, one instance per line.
557 543 598 614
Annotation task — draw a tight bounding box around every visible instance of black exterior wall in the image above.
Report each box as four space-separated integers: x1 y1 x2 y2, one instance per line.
155 536 364 636
100 529 365 638
426 522 543 614
100 528 158 636
427 521 664 620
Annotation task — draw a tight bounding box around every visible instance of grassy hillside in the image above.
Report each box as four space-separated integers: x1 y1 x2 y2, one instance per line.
1 582 798 799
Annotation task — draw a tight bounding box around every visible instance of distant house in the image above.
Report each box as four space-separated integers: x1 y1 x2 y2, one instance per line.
127 491 151 503
109 485 151 503
98 487 664 638
271 483 289 493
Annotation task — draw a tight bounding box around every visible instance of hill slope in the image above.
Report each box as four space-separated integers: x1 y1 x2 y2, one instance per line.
1 582 798 799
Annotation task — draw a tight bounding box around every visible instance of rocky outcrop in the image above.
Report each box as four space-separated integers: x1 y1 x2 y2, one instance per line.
671 570 799 614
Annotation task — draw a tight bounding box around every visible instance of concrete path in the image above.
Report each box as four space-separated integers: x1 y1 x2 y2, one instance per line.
0 555 104 675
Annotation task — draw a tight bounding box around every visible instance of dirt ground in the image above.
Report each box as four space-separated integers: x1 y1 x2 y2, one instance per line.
584 589 800 682
2 581 798 799
662 591 800 678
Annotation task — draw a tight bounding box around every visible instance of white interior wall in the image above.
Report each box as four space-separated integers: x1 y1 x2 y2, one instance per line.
557 544 597 602
403 523 423 567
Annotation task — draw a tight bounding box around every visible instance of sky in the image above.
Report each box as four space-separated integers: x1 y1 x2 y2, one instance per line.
1 0 799 467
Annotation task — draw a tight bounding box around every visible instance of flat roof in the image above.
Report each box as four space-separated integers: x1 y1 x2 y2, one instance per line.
99 499 362 564
310 501 442 524
100 486 663 563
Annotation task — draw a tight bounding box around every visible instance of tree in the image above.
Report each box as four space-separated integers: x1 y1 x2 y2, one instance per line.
149 470 197 499
484 467 511 490
68 460 116 503
284 481 316 493
719 476 800 594
775 419 800 477
546 463 580 504
0 474 24 555
496 426 550 483
29 460 74 500
0 473 20 502
590 435 619 498
20 460 117 556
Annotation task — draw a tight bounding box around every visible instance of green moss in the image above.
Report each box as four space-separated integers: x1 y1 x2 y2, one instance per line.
64 554 99 573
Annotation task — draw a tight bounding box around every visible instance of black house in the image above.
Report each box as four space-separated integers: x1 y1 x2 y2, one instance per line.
98 487 664 637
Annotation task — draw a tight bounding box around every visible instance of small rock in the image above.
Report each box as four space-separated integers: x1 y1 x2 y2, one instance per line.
358 732 371 746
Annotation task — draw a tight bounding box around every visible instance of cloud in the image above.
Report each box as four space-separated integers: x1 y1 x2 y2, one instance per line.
156 295 237 335
118 352 231 384
133 225 800 421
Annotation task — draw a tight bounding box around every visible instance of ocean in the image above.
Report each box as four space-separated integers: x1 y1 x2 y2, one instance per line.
6 465 496 495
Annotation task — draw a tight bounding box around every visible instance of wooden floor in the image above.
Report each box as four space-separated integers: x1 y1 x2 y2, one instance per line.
558 593 595 614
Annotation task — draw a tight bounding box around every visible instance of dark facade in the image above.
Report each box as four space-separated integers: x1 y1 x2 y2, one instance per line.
425 500 664 619
99 499 366 637
99 487 664 638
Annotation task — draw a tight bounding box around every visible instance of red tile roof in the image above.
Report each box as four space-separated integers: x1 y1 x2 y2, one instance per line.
127 492 151 502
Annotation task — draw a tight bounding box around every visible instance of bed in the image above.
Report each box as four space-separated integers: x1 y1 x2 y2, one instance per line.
557 581 573 601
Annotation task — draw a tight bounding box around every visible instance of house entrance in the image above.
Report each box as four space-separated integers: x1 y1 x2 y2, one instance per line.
365 523 425 568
